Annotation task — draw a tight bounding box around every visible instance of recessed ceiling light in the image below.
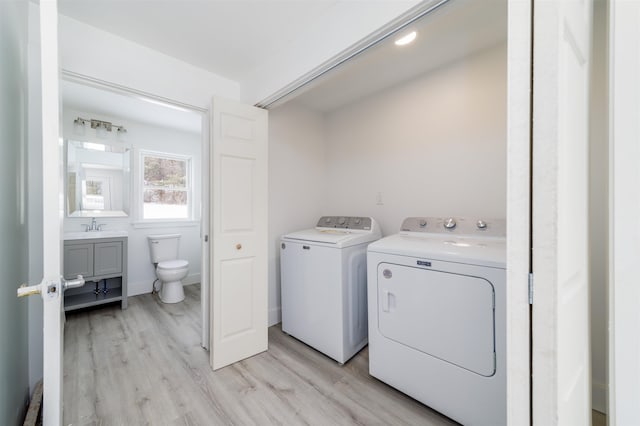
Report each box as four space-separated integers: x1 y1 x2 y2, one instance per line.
394 31 417 46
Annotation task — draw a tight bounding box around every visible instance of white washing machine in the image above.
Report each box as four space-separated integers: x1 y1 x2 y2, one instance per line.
367 217 506 426
281 216 381 364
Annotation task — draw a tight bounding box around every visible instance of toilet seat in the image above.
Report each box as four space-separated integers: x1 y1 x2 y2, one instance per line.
157 259 189 270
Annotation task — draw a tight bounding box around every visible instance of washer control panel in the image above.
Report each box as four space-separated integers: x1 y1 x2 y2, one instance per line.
400 217 506 237
317 216 372 230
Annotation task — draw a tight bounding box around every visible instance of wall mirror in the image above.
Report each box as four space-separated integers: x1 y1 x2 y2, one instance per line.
66 140 131 217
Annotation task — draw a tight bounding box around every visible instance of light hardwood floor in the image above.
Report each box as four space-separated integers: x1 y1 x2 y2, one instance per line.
64 285 457 425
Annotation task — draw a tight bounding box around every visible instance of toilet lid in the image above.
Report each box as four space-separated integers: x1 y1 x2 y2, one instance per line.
157 259 189 269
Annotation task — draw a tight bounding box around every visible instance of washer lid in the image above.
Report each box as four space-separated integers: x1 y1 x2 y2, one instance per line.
368 234 506 268
157 259 189 269
282 228 379 248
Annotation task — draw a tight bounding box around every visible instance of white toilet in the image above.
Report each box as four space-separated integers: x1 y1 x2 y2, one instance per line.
147 234 189 304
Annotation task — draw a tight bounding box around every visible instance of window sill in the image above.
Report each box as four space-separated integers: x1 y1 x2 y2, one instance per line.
131 220 200 229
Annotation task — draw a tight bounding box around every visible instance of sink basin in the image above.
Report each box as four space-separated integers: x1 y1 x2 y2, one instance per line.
63 230 128 241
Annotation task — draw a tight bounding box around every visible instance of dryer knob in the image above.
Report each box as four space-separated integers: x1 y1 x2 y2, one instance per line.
476 220 487 229
444 218 457 229
338 217 347 225
354 218 361 225
324 217 332 224
419 219 427 228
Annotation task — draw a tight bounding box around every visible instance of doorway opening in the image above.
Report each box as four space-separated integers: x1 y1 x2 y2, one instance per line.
59 75 210 347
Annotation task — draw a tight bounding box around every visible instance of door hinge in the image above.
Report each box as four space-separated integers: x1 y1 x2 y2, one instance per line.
528 273 534 305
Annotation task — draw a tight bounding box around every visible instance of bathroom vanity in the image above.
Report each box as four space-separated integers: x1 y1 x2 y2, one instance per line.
63 232 128 312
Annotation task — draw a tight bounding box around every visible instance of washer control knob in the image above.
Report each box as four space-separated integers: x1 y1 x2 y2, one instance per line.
354 218 361 225
444 218 457 230
325 217 332 224
338 217 347 225
419 219 427 228
476 220 487 230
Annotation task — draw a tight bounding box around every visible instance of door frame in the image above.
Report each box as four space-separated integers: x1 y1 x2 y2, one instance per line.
608 0 640 423
505 1 533 424
59 70 212 349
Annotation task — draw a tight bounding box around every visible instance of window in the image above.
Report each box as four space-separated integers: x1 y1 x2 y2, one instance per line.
141 152 191 220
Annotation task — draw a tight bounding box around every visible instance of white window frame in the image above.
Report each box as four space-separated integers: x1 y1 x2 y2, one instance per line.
139 150 193 223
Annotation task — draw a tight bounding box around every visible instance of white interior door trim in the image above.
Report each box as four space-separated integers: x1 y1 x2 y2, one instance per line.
608 1 640 424
200 112 211 349
506 0 532 424
60 69 207 114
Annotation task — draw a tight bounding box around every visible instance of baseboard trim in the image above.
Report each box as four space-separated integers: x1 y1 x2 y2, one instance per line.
269 306 281 327
592 380 607 414
127 273 201 297
183 273 201 286
128 280 151 297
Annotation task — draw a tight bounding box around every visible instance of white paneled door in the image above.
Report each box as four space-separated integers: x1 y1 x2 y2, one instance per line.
210 97 268 370
532 0 593 425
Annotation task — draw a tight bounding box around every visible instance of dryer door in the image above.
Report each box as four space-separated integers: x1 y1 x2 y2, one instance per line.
377 263 495 376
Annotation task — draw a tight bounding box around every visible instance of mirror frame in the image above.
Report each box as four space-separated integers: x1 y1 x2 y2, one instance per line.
64 138 133 218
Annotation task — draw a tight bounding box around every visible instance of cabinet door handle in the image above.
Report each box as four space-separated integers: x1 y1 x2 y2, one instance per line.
236 243 242 250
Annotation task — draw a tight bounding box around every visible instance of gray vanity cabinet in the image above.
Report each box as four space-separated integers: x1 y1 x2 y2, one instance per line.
63 236 128 312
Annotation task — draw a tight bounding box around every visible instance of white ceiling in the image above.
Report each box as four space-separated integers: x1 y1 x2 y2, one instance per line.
58 0 506 121
288 0 507 112
57 0 348 81
61 79 202 133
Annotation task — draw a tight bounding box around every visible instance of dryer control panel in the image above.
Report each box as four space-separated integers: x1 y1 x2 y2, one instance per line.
400 217 506 238
317 216 372 230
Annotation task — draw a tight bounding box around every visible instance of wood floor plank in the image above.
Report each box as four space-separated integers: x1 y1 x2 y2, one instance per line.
64 284 457 425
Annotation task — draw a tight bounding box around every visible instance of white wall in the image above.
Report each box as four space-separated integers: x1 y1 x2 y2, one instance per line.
58 15 240 108
0 0 31 423
63 107 202 296
268 103 327 325
241 1 420 104
267 44 507 324
589 0 609 414
325 45 507 236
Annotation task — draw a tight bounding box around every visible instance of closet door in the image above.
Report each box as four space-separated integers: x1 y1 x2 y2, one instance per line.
210 97 268 370
532 1 593 424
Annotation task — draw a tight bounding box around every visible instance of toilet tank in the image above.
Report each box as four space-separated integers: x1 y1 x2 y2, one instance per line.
148 234 181 263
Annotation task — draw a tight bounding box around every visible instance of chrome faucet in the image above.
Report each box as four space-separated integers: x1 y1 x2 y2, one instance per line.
83 217 105 232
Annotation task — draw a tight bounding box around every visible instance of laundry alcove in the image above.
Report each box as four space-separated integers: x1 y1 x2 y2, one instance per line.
264 0 525 422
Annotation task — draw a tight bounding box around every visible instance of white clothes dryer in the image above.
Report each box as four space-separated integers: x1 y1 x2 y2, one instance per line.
281 216 381 364
367 217 506 426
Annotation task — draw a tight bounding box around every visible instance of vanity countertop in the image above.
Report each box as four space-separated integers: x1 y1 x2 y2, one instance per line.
63 230 128 241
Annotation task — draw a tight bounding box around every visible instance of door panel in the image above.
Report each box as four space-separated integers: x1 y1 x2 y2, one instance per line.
220 155 255 232
220 258 255 338
63 244 93 279
532 0 592 424
377 263 495 377
221 113 256 141
93 242 122 276
210 97 268 370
